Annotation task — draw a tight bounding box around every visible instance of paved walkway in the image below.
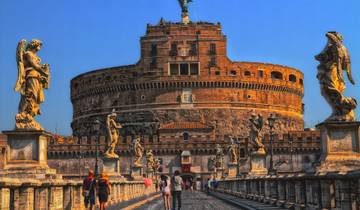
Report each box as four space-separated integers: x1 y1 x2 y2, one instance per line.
210 191 288 210
134 191 242 210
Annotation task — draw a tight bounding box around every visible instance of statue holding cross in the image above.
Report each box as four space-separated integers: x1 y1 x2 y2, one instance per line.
178 0 193 14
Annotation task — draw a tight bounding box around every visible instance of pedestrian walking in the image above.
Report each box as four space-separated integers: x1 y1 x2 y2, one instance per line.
206 178 211 194
171 170 184 210
98 173 111 210
160 175 171 210
83 170 97 210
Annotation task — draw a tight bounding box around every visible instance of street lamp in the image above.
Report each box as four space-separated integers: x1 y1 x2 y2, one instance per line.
267 113 277 175
288 133 294 172
234 137 241 178
92 119 101 178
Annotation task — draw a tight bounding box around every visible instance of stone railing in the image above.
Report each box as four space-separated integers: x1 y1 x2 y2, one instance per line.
214 172 360 210
0 177 155 210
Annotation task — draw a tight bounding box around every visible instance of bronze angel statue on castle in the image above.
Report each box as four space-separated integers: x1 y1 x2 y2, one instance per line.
178 0 193 14
315 32 356 121
15 39 50 130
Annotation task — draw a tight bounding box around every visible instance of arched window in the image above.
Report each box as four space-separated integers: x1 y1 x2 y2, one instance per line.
299 78 304 85
289 74 297 82
230 70 237 76
271 71 283 80
183 132 190 141
244 71 251 77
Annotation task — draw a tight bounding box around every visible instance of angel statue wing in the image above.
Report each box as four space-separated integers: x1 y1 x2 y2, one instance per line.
257 114 264 129
14 39 27 95
343 46 354 85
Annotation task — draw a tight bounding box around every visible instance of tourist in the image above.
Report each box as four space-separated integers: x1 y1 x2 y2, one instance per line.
171 170 184 210
98 173 111 210
83 170 97 210
206 178 211 194
160 175 171 210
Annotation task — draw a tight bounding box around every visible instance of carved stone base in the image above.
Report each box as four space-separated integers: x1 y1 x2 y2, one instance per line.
0 130 61 179
215 168 224 179
146 169 154 178
182 13 190 24
102 157 120 176
316 121 360 173
249 154 268 176
131 166 144 180
227 164 237 178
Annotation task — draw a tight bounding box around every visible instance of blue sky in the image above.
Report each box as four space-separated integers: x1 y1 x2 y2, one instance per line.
0 0 359 135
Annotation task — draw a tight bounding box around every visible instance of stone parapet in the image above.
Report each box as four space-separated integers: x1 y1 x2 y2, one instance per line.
215 171 360 210
0 177 155 210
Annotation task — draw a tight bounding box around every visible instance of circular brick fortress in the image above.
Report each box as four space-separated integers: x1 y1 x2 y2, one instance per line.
70 22 304 137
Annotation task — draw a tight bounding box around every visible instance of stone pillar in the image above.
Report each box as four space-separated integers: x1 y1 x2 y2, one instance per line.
0 188 10 210
49 187 63 210
34 187 48 210
62 186 72 210
277 181 286 207
316 122 360 173
19 187 34 210
295 181 306 209
72 184 84 210
320 180 336 209
336 179 352 210
264 180 271 203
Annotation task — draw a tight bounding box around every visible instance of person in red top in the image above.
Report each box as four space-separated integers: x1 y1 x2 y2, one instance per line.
83 170 97 210
98 173 111 210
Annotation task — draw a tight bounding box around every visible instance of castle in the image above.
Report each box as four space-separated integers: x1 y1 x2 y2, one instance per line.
42 17 321 183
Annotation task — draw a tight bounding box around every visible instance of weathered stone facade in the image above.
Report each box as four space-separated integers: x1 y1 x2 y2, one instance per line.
70 21 304 138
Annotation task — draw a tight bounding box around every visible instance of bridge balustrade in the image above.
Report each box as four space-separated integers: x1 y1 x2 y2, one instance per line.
0 178 155 210
215 173 360 210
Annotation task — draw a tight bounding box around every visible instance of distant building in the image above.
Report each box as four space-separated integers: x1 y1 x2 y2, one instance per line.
48 19 317 182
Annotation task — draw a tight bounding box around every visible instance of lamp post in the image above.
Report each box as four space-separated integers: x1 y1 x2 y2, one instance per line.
235 137 241 178
92 119 101 178
289 133 294 172
267 113 277 175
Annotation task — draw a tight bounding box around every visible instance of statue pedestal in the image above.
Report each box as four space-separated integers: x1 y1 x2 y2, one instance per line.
0 130 59 179
215 168 224 179
249 153 268 176
102 157 121 176
316 121 360 173
146 169 154 178
227 163 237 178
182 13 190 24
131 165 144 180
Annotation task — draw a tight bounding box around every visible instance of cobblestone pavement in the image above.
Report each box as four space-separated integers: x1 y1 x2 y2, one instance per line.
134 191 243 210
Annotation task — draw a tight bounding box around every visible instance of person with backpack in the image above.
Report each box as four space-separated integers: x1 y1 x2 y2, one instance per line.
170 170 184 210
83 170 97 210
160 175 171 210
97 173 111 210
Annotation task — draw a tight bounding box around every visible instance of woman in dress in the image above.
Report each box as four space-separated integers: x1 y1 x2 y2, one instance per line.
160 175 171 210
98 173 111 210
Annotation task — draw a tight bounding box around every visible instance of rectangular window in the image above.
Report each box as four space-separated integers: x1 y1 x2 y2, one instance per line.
180 63 189 75
190 63 199 75
258 70 264 78
151 44 157 56
209 57 216 67
209 43 216 55
170 64 178 75
170 42 178 56
240 148 245 158
190 43 197 56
